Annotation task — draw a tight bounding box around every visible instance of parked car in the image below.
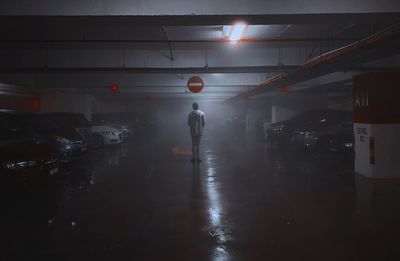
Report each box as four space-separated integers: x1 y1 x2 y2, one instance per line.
315 123 354 155
0 138 59 184
110 123 133 140
92 112 135 139
90 124 124 148
266 109 351 145
1 113 87 162
291 110 353 152
266 117 302 144
93 119 133 141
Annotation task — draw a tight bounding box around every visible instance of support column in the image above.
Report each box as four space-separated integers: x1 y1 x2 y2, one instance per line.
353 72 400 179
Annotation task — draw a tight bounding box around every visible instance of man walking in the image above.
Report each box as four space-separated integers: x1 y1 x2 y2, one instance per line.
188 102 205 163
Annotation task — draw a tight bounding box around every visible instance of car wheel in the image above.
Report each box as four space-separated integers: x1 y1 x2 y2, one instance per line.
90 134 104 149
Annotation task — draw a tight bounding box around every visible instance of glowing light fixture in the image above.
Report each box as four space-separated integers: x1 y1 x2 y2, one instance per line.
229 22 247 41
110 83 119 93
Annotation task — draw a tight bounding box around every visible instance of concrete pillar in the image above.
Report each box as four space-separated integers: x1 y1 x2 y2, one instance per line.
353 72 400 179
40 89 93 120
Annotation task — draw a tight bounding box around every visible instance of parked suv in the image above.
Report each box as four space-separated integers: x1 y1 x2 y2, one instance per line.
291 109 353 152
266 109 351 146
0 132 59 184
1 113 87 162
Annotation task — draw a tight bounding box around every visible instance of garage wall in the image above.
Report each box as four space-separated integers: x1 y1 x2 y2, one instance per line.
92 100 128 114
40 90 93 120
0 94 40 112
328 94 353 111
271 93 328 123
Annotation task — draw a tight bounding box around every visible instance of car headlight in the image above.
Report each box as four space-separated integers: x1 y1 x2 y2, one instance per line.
343 143 353 148
102 131 116 136
6 160 36 170
53 136 72 144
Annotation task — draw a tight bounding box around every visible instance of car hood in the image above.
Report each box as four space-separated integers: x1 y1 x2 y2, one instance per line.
109 124 124 131
91 125 121 133
0 140 56 162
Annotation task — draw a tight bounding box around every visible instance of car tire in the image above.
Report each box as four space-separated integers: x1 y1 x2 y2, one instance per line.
90 134 104 149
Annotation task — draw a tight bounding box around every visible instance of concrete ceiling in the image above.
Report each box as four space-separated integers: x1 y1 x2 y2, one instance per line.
0 1 399 101
1 0 399 16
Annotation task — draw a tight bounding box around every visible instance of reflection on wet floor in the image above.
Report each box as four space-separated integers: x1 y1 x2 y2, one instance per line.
205 149 230 261
2 136 400 260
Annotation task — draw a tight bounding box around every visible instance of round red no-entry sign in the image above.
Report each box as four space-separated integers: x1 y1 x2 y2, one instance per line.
187 76 204 93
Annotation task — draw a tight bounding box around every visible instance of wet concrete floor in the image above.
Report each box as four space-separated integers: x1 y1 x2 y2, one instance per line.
2 135 400 260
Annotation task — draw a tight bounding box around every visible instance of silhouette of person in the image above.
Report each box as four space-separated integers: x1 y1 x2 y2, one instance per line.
187 102 205 163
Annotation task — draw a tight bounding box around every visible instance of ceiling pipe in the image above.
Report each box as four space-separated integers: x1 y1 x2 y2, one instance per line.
161 26 174 61
227 23 400 102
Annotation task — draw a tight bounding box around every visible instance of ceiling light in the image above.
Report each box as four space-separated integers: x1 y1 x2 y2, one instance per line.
229 22 247 41
222 25 231 37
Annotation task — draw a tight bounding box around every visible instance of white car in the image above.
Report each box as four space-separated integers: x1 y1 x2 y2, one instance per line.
109 123 133 140
90 125 124 148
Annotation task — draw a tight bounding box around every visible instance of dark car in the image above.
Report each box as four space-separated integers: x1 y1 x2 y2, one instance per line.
307 121 354 155
291 110 353 152
266 109 351 145
0 138 59 184
266 115 308 144
1 113 87 163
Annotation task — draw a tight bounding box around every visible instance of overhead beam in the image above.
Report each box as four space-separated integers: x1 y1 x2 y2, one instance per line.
0 66 297 74
94 93 231 101
228 23 400 101
1 65 392 74
0 38 360 45
0 14 399 27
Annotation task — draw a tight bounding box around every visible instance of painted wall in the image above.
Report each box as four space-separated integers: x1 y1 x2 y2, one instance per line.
40 90 93 120
271 93 328 123
0 94 40 112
